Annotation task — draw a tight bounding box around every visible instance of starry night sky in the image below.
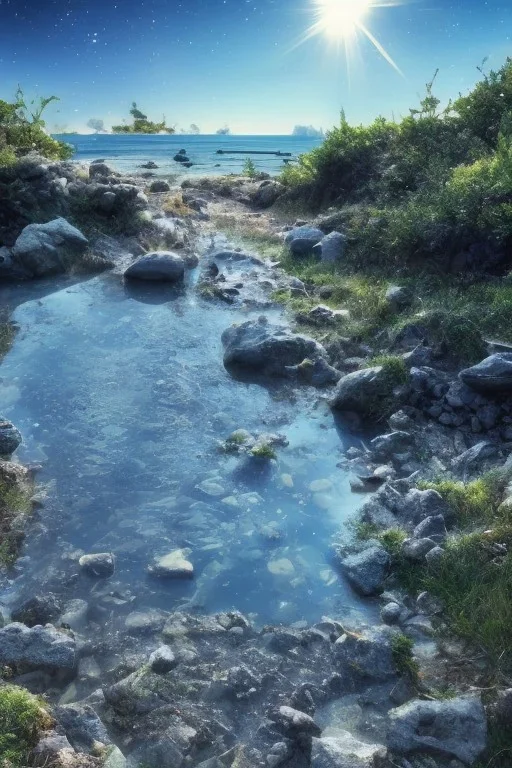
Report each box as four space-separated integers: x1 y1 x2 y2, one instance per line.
0 0 511 134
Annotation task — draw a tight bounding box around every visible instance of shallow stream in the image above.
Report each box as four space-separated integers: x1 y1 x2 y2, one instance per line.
0 267 376 636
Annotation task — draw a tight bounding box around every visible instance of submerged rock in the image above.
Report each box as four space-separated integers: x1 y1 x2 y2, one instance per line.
149 549 194 579
79 552 115 577
333 628 397 682
387 696 487 764
124 251 185 282
222 316 326 376
0 622 76 670
55 703 112 752
0 419 22 455
11 594 62 627
460 353 512 394
12 217 88 278
149 645 178 674
271 705 322 737
285 225 324 256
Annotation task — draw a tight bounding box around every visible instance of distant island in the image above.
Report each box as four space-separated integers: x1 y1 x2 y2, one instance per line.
292 124 324 138
112 102 175 135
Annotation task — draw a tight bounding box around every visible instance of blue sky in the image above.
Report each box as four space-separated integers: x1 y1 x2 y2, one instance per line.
0 0 511 134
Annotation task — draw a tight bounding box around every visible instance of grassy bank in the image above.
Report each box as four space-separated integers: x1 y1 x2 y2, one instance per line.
0 685 52 766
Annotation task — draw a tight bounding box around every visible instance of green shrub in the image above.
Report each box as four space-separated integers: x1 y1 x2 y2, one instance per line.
0 685 51 766
243 158 257 179
391 633 419 682
0 88 72 164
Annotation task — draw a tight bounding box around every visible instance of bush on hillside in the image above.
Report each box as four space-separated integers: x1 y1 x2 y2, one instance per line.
0 88 73 165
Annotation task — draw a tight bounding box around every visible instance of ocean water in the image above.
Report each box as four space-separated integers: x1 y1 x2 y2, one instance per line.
53 133 323 177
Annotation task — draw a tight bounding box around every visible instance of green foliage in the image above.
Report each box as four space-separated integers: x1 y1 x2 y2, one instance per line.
365 355 408 385
0 88 72 164
112 102 175 134
391 633 419 682
0 684 51 766
419 472 507 528
250 443 277 460
280 59 512 272
454 57 512 146
378 527 408 557
243 158 257 179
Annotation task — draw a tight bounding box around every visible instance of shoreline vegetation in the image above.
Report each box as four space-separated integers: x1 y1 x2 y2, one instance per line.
1 59 512 767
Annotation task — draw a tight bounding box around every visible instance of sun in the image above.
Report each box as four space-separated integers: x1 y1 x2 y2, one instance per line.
314 0 372 41
302 0 403 75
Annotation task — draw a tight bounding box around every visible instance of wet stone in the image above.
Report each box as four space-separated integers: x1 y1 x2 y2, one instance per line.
0 420 22 455
79 552 115 578
149 549 194 579
149 645 177 674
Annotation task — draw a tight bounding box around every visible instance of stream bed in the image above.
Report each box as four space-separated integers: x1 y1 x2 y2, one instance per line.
0 267 377 639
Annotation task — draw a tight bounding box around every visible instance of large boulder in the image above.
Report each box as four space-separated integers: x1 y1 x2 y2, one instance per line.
331 366 394 417
0 419 22 455
311 732 386 767
387 696 487 764
0 622 76 670
124 251 185 282
333 628 397 682
12 217 88 277
55 703 112 752
460 353 512 394
313 231 347 264
251 181 284 208
340 543 390 596
285 226 324 256
222 316 326 376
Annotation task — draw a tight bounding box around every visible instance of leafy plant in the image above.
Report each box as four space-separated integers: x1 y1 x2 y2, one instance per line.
243 158 257 179
0 685 51 766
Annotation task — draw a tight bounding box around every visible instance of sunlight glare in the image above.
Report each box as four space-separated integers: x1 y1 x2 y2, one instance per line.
303 0 403 75
315 0 371 41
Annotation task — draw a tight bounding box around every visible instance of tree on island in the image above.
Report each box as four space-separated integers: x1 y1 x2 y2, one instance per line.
112 102 175 134
87 118 106 133
292 125 324 138
216 125 231 135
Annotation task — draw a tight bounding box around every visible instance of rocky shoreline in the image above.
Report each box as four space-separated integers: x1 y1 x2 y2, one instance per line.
0 155 511 768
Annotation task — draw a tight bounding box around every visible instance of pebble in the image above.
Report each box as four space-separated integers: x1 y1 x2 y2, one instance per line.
149 645 177 674
150 549 194 579
268 558 295 576
79 553 115 577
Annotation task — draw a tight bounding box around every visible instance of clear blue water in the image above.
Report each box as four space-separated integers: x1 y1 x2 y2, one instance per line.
53 133 323 177
0 269 375 629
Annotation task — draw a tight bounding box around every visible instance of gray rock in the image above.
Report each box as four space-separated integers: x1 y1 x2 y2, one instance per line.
11 594 62 627
79 552 115 577
314 231 347 264
12 217 88 277
495 688 512 724
386 285 412 311
460 353 512 394
371 431 412 460
55 703 111 752
425 546 445 567
89 162 115 178
311 732 386 767
402 489 449 525
251 181 284 208
401 538 437 561
413 515 447 543
387 696 487 764
271 705 322 737
103 746 127 768
60 599 89 630
333 628 397 681
416 591 443 615
149 549 194 579
149 180 171 193
452 441 498 472
331 366 394 417
0 622 76 670
285 226 324 256
0 246 29 279
340 544 390 596
33 733 73 757
381 602 402 625
149 645 177 673
124 251 185 282
222 316 326 376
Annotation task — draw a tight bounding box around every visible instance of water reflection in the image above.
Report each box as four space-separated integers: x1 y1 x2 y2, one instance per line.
0 274 377 628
